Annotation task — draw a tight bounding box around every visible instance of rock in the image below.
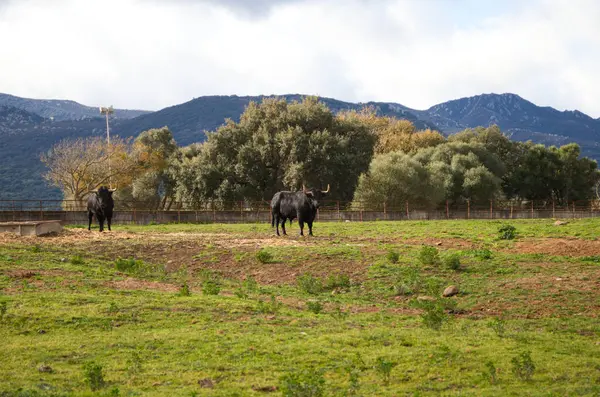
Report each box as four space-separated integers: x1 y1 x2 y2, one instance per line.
554 220 568 226
435 242 442 246
38 329 47 334
198 378 214 388
60 258 67 263
416 295 435 302
38 364 53 373
442 285 459 297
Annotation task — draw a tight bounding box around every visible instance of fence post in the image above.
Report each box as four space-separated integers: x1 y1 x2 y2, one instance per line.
552 200 555 218
467 200 470 219
446 200 449 220
12 200 15 221
360 202 363 222
40 200 43 221
178 208 181 224
406 201 409 220
490 200 493 219
337 201 340 222
572 201 575 218
510 202 513 219
383 202 387 221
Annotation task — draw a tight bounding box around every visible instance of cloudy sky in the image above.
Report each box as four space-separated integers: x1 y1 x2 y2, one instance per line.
1 0 599 116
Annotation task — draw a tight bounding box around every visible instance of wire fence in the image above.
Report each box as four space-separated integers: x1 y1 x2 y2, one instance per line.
1 199 600 225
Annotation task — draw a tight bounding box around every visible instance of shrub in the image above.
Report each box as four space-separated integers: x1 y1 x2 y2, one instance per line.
306 301 323 314
70 255 85 265
256 295 282 314
31 244 42 253
418 246 440 266
484 361 497 384
511 351 535 381
498 224 517 240
442 253 461 271
411 298 451 330
115 258 141 272
324 274 351 290
256 249 273 263
242 275 258 292
488 317 506 337
82 362 105 391
393 266 421 296
374 357 397 386
0 300 7 321
473 248 493 260
202 280 220 295
279 368 326 397
178 283 191 297
386 250 400 264
297 273 323 295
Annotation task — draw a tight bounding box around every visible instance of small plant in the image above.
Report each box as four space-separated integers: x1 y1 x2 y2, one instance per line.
330 305 349 321
374 357 397 386
70 255 85 265
346 367 361 395
306 301 323 314
511 351 535 381
31 244 42 253
442 253 461 271
412 298 449 330
324 274 351 290
242 275 258 292
473 248 492 260
0 300 7 321
393 266 422 296
234 288 249 299
256 295 282 314
279 368 326 397
126 351 143 375
297 273 323 295
107 302 119 314
418 246 440 266
82 361 105 391
115 258 141 272
202 280 220 295
256 249 273 264
498 224 517 240
484 361 498 384
386 250 400 264
178 283 191 296
488 317 506 337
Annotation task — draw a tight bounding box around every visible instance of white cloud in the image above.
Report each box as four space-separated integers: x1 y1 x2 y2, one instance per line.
0 0 599 117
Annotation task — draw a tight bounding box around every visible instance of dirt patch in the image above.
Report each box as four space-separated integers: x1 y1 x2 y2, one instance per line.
512 238 600 257
105 278 180 293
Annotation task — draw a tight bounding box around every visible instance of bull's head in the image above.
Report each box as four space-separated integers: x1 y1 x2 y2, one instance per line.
302 183 331 208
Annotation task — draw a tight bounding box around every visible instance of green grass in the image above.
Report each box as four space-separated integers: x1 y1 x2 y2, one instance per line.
1 219 599 396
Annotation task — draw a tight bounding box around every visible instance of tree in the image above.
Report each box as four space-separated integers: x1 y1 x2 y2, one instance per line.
173 96 377 207
40 136 136 208
351 151 446 210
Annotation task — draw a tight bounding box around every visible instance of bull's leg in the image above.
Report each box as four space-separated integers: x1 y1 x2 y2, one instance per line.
308 221 313 236
275 215 281 236
107 216 112 231
281 217 287 235
299 220 305 236
88 211 93 231
98 215 105 232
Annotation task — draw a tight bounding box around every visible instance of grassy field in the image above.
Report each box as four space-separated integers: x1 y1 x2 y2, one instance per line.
0 219 599 396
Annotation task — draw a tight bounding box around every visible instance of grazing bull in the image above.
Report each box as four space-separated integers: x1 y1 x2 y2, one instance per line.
87 186 116 232
271 184 330 236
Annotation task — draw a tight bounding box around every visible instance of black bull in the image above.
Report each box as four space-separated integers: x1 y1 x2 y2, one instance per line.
270 185 330 236
87 186 116 232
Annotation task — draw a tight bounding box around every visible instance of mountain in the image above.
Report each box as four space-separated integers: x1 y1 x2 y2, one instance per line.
1 92 600 201
415 93 600 157
0 93 151 121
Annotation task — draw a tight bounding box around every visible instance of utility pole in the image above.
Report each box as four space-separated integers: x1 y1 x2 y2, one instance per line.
99 106 114 188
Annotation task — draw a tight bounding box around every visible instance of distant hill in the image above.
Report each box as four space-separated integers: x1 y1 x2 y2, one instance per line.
2 92 600 200
0 93 151 121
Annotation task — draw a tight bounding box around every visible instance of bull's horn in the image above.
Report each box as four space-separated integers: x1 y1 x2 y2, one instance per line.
321 184 330 194
109 187 117 192
302 184 307 193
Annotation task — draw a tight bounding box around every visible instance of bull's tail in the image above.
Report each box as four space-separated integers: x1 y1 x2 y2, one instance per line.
271 211 275 227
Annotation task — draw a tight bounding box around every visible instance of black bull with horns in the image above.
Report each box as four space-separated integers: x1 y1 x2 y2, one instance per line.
270 184 330 236
87 186 116 232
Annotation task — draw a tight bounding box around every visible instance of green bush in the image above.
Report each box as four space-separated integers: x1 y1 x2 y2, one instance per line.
442 253 461 271
202 280 221 295
386 250 400 264
280 368 326 397
306 301 323 314
472 248 493 260
498 224 517 240
256 249 273 264
115 258 142 272
178 283 191 297
324 274 351 290
297 273 323 295
256 295 282 314
82 362 105 391
511 351 535 381
70 255 85 265
374 357 397 386
418 246 440 266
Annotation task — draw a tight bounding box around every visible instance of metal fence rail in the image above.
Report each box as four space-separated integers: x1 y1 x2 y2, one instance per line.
1 199 599 225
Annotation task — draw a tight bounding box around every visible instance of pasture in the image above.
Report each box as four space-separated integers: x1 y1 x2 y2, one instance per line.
0 219 599 396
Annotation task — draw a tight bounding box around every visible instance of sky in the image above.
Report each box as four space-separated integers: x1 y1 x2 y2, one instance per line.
0 0 599 117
